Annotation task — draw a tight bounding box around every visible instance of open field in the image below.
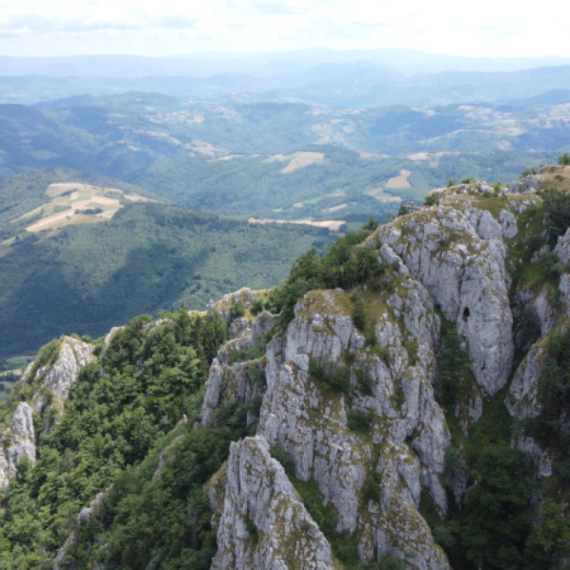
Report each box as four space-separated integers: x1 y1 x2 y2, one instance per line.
9 182 155 238
263 151 325 173
248 217 346 232
385 169 412 188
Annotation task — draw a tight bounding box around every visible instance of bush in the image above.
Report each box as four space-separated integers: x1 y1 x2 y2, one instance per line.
434 317 471 408
308 358 353 394
362 469 382 503
541 186 570 243
250 298 264 316
351 293 366 331
559 152 570 166
230 300 246 318
347 409 372 435
378 552 405 569
533 329 570 447
355 364 375 396
520 167 537 178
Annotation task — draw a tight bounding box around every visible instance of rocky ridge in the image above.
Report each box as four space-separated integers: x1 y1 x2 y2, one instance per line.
0 336 94 490
202 171 570 568
3 169 570 568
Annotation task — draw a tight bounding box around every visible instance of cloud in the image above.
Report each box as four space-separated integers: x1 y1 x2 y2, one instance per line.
249 0 327 15
0 12 198 34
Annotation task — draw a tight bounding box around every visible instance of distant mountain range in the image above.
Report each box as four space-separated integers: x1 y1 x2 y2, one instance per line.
1 50 570 107
0 91 564 220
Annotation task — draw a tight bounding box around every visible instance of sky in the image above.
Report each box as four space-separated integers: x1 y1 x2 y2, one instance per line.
0 0 568 60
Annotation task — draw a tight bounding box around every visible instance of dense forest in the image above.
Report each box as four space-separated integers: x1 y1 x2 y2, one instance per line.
0 203 334 356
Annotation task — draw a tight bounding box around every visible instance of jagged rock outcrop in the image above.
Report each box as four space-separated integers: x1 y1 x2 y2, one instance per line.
208 287 255 322
508 174 545 194
555 227 570 265
201 311 277 427
499 209 518 239
378 206 514 396
467 207 503 241
203 268 451 568
505 343 544 420
255 285 450 568
208 435 336 570
0 402 35 490
24 336 95 432
0 337 94 490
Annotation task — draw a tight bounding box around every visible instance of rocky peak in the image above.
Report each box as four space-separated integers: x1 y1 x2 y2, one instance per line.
208 435 336 570
378 206 514 396
0 336 94 490
0 402 35 490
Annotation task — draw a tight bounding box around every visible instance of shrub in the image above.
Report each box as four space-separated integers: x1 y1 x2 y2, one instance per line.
520 167 537 178
347 409 372 435
229 343 264 364
362 469 382 502
540 186 570 243
434 317 471 408
270 444 296 475
351 293 366 331
407 340 419 366
378 552 405 569
250 298 264 316
230 300 246 318
533 329 570 447
355 364 375 396
559 152 570 166
308 358 353 394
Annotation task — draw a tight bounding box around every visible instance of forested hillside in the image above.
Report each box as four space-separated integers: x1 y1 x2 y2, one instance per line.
0 203 333 356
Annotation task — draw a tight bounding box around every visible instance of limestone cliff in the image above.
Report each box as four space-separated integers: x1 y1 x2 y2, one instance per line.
208 435 337 570
0 336 94 489
204 168 570 569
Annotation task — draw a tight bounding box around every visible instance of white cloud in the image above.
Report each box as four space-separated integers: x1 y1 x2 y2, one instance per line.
0 0 568 58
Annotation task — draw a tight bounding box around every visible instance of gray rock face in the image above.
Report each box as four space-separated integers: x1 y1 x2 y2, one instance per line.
208 287 255 322
379 207 514 396
478 181 494 194
201 359 266 428
467 207 503 241
513 435 552 478
0 402 36 490
0 337 94 490
505 344 544 420
256 286 450 568
201 311 277 427
555 228 570 265
508 175 545 194
25 337 95 433
499 209 518 239
559 274 570 316
208 435 335 570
